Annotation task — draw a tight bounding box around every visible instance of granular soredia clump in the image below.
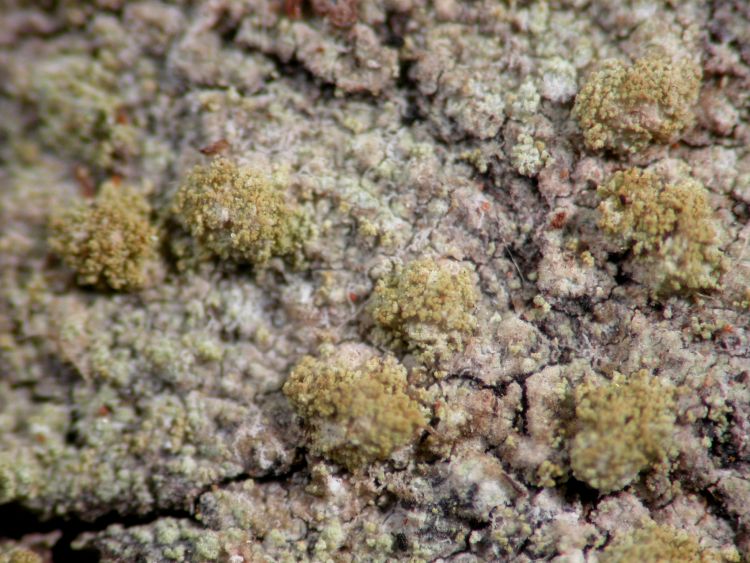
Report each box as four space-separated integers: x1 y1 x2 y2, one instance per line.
48 182 158 291
600 519 725 563
283 343 426 470
597 166 726 297
172 157 307 265
0 544 42 563
570 369 676 493
573 52 702 153
367 258 479 364
3 1 750 560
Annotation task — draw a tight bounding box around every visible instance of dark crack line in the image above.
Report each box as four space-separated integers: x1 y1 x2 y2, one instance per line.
0 501 195 562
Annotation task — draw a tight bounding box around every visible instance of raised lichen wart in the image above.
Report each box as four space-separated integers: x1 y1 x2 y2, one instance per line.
570 370 676 493
600 519 734 563
573 51 701 153
172 158 309 266
0 544 43 563
73 517 232 562
28 55 139 169
598 167 726 297
367 258 479 364
48 182 158 291
511 133 551 177
283 343 426 470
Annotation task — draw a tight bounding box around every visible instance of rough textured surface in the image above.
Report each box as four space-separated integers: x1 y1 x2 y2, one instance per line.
283 343 426 469
0 0 749 562
570 369 676 493
48 181 159 291
597 165 727 297
172 157 311 267
367 257 479 367
599 518 731 563
572 52 702 153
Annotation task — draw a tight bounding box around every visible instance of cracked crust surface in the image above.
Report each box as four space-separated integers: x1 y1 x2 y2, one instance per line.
0 0 749 561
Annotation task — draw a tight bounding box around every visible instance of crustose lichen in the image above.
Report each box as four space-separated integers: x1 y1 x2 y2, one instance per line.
597 166 726 297
573 51 701 153
283 343 426 470
600 518 734 563
172 157 309 266
367 257 479 365
28 55 140 170
48 182 158 291
570 369 676 493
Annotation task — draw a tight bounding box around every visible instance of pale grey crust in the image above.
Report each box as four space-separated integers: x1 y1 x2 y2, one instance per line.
0 0 749 561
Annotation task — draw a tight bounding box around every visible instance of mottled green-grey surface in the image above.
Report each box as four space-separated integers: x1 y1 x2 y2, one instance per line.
1 0 749 561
